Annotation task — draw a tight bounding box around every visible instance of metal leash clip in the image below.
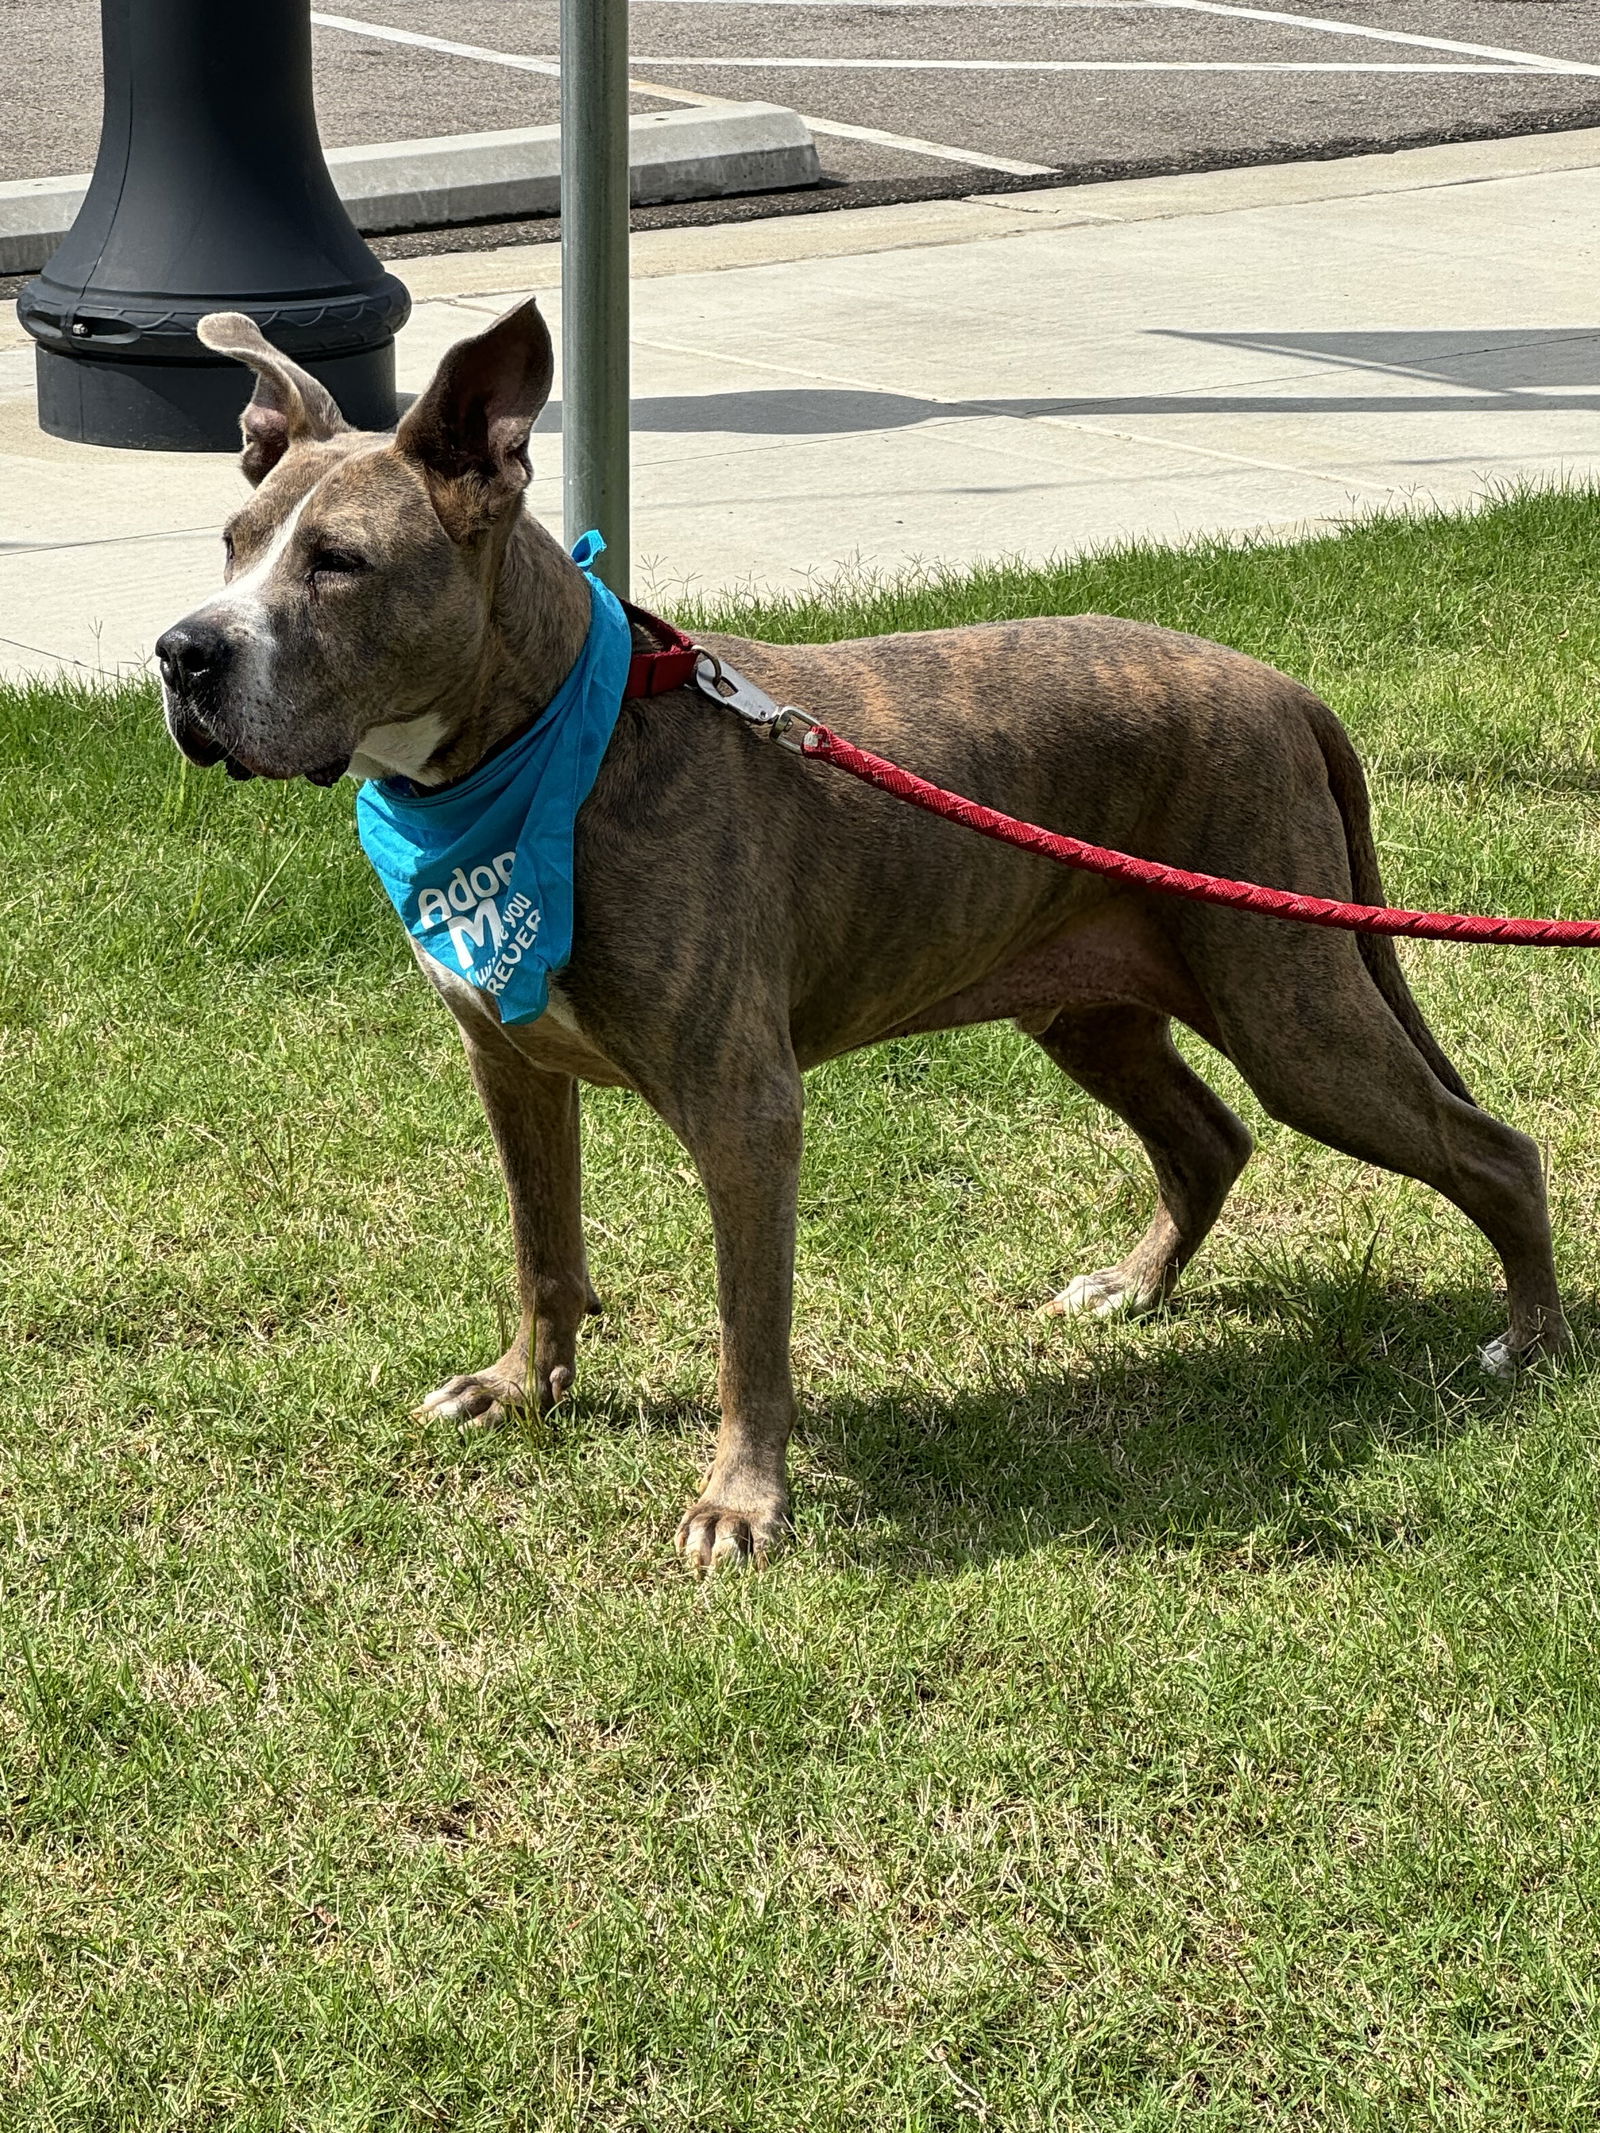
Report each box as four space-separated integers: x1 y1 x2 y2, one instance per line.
693 652 816 752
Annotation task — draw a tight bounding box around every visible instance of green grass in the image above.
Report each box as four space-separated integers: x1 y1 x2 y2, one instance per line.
8 488 1600 2128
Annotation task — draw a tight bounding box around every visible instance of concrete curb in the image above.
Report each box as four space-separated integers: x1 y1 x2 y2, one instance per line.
0 103 821 276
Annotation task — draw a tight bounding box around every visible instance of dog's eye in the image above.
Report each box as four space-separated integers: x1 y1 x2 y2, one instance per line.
222 533 235 575
307 548 369 584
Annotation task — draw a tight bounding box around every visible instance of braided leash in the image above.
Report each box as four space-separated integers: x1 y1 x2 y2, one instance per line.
797 719 1600 948
674 643 1600 947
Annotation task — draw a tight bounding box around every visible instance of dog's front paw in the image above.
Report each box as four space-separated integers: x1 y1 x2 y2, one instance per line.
416 1361 573 1425
1045 1267 1163 1320
675 1492 788 1577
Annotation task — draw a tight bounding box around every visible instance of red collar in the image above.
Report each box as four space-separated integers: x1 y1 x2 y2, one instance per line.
621 600 700 700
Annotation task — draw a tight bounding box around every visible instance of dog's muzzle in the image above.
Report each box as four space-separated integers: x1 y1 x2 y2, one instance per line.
156 618 343 783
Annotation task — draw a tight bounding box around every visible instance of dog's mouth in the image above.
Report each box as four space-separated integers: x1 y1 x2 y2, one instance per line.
165 702 345 786
167 702 256 781
165 696 229 770
220 749 347 786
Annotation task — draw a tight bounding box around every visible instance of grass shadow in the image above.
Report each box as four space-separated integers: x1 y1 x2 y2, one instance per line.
796 1280 1600 1578
1376 751 1600 797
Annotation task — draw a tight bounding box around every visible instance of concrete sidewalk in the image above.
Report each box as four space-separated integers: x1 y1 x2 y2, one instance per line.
4 123 1600 683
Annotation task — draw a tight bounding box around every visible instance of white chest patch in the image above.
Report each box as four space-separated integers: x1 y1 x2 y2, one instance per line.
347 713 450 784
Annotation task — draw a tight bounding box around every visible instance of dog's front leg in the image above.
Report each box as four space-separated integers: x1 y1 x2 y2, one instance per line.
667 1064 804 1574
420 1035 594 1424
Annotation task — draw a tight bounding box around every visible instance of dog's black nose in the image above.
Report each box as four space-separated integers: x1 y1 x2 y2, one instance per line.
156 618 232 692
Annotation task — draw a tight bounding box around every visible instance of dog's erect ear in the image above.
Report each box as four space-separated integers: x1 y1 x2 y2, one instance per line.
395 300 554 539
197 312 350 485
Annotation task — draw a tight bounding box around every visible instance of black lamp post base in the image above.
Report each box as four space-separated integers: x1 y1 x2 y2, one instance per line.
21 0 411 452
32 339 399 452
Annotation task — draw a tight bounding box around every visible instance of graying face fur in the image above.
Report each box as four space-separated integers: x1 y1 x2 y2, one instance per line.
156 303 556 787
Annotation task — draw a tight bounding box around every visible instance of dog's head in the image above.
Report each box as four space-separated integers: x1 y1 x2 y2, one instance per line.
156 299 562 785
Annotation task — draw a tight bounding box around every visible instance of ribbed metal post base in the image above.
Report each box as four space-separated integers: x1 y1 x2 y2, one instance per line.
19 0 410 451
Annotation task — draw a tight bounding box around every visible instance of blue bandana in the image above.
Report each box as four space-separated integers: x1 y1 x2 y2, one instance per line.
355 533 630 1026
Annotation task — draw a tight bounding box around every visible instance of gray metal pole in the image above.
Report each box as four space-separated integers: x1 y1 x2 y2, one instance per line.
560 0 630 598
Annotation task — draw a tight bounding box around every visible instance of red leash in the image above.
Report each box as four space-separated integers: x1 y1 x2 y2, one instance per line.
796 721 1600 949
636 615 1600 948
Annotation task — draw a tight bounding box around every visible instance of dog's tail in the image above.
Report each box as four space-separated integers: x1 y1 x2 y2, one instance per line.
1305 695 1477 1107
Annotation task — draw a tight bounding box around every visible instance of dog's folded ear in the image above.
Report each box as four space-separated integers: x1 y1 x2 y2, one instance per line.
197 312 350 486
396 299 554 541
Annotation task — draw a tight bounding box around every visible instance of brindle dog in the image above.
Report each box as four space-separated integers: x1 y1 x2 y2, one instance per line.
156 299 1566 1572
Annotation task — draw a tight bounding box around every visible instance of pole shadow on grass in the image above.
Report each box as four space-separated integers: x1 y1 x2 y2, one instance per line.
783 1281 1596 1578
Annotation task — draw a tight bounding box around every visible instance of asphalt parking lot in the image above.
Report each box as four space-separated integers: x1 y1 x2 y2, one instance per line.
7 0 1600 237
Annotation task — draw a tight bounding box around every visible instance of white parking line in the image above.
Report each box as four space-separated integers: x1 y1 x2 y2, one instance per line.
645 1 1166 7
644 0 1600 77
783 118 1053 172
630 58 1574 72
1159 0 1600 77
312 14 561 75
312 11 1057 173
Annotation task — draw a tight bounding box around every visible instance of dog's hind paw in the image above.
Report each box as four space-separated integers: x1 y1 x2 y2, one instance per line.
1478 1327 1567 1379
1478 1334 1520 1380
416 1349 579 1425
1045 1268 1163 1321
416 1367 534 1425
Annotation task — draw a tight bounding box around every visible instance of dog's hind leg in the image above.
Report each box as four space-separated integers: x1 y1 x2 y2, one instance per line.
419 1040 595 1424
1035 1005 1252 1318
1194 924 1566 1370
